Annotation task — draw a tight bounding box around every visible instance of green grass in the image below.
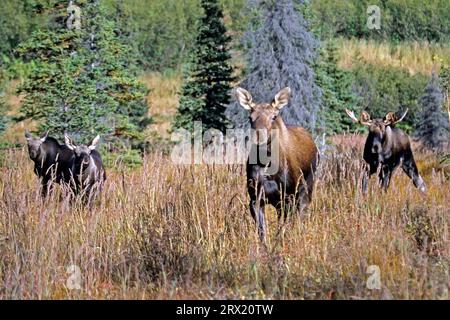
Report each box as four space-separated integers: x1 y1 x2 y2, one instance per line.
337 38 450 75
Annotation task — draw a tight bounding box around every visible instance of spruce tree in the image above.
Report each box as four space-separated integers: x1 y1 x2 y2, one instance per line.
439 66 449 120
226 0 321 131
315 40 359 134
414 73 449 152
0 98 7 136
172 0 235 133
0 70 8 136
16 0 149 152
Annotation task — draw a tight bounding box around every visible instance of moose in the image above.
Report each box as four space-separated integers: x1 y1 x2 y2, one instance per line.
235 87 319 241
64 134 106 201
25 130 74 197
345 109 426 193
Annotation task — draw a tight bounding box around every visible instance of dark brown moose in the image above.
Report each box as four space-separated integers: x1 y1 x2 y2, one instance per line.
64 134 106 201
345 109 426 193
235 87 319 241
25 130 74 197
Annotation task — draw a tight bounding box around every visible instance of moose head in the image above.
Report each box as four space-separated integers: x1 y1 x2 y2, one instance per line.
345 109 408 154
235 87 291 145
25 130 49 159
64 134 100 167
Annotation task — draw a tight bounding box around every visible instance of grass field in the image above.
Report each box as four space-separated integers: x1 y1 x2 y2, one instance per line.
337 39 450 75
0 136 448 299
1 39 449 299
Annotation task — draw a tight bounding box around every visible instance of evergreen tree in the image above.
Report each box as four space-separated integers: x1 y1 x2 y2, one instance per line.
0 70 9 136
414 74 449 152
226 0 321 131
173 0 235 133
0 98 7 136
16 0 149 152
106 0 141 74
439 66 449 120
315 40 359 134
0 0 41 57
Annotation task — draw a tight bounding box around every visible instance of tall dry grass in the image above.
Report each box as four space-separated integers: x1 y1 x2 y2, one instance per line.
337 39 450 75
0 136 448 299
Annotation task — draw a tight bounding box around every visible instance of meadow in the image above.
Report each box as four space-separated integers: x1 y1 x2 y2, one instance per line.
1 0 449 301
337 39 450 76
1 38 449 299
0 135 448 299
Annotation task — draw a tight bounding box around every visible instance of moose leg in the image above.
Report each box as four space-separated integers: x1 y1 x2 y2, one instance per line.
41 180 48 198
402 152 426 192
249 200 266 241
362 162 377 194
41 177 52 198
379 164 393 191
275 195 293 223
299 171 315 214
291 183 311 221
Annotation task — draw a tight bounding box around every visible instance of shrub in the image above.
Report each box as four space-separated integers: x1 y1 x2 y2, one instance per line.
351 63 429 130
310 0 450 43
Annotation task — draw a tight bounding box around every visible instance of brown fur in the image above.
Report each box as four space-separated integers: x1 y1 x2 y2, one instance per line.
279 121 318 183
345 109 426 193
235 87 319 241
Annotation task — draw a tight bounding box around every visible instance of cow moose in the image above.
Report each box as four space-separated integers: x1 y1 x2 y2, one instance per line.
25 130 74 197
345 109 426 193
64 134 106 201
235 87 319 241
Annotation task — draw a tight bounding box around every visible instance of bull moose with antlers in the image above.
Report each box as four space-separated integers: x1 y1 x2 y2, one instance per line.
345 108 426 193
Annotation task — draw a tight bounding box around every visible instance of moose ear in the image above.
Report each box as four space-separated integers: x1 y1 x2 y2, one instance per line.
88 135 100 150
40 131 49 142
25 130 32 140
272 87 291 110
387 108 408 125
345 109 371 126
64 134 75 150
361 111 371 122
360 111 372 126
384 112 396 124
235 87 254 110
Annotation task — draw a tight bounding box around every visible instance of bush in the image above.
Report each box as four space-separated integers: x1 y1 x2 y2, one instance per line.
310 0 449 42
350 63 429 131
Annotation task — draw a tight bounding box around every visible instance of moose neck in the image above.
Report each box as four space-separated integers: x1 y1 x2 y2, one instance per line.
252 116 289 169
381 126 394 158
35 143 47 166
271 116 289 151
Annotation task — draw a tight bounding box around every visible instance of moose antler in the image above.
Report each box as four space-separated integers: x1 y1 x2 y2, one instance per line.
345 109 359 123
395 108 409 123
